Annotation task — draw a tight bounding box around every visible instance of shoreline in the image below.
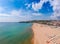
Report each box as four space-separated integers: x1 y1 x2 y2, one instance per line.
32 23 60 44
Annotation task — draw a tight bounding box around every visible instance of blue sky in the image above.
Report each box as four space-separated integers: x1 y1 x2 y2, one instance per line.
0 0 60 22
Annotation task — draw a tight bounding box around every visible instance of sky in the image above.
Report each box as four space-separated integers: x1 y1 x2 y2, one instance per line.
0 0 60 22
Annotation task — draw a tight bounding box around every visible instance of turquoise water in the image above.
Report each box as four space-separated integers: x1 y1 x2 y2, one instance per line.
0 22 33 44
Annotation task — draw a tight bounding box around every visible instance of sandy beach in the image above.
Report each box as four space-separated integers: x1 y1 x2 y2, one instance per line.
32 23 60 44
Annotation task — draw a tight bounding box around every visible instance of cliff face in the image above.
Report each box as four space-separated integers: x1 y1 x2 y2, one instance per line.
32 23 60 44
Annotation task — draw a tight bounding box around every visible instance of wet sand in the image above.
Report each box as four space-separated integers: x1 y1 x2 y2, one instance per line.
32 23 60 44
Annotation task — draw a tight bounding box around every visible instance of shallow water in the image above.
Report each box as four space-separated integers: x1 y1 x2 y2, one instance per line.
0 22 33 44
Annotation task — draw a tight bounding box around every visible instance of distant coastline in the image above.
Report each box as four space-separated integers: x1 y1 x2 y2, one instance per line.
19 20 60 26
19 20 60 23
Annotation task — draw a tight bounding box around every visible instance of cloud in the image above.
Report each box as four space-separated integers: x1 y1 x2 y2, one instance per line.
31 0 48 11
32 12 42 16
49 0 60 11
0 16 19 22
0 7 42 22
49 0 60 20
0 0 51 22
26 0 60 20
0 8 43 22
0 13 10 16
0 6 32 22
31 0 60 20
50 10 60 20
31 0 60 11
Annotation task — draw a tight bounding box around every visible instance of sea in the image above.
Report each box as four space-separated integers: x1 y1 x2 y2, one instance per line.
0 22 33 44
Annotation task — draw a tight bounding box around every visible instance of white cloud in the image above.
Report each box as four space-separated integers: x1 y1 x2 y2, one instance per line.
31 0 60 12
0 8 43 22
49 0 60 11
0 17 19 22
49 0 60 20
31 0 48 11
32 13 42 16
10 10 21 16
50 10 60 20
0 8 33 22
0 13 32 22
28 0 60 20
0 13 10 16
